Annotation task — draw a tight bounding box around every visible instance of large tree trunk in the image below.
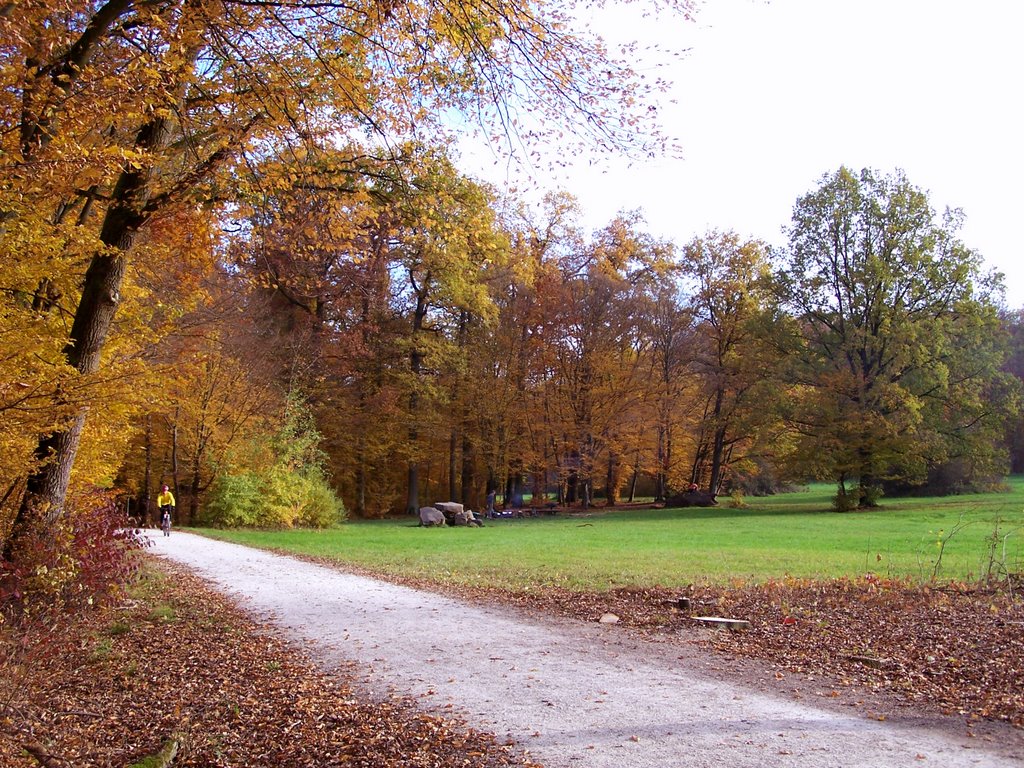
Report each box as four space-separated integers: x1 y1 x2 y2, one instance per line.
708 425 727 498
9 115 173 554
448 309 468 505
188 456 201 526
406 460 420 515
447 428 458 502
21 411 90 524
605 451 620 506
705 387 727 496
460 430 475 509
170 408 181 512
580 431 594 510
405 388 421 515
353 284 375 517
354 444 367 517
627 456 639 503
655 424 667 502
12 254 128 546
858 459 878 507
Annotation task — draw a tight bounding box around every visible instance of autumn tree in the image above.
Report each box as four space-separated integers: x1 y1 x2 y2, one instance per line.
214 146 406 514
222 146 509 515
169 327 279 522
774 167 1017 508
527 212 672 506
476 193 586 507
380 154 508 515
643 279 696 501
1 0 692 550
683 231 784 495
584 214 675 505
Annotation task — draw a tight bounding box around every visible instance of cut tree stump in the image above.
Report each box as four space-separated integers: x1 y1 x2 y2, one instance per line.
691 616 750 631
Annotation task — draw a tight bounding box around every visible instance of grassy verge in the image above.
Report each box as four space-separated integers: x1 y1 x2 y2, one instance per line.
192 480 1024 590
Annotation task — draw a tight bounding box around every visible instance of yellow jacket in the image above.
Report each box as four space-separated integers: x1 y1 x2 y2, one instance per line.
157 490 175 508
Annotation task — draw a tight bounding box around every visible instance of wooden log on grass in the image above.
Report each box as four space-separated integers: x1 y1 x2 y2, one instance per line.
691 616 750 631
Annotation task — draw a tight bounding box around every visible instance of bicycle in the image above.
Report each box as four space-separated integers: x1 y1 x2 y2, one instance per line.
160 506 172 537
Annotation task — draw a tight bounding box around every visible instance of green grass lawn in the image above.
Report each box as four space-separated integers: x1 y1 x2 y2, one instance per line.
191 479 1024 591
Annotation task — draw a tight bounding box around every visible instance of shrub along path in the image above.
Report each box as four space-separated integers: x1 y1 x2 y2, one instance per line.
142 532 1020 768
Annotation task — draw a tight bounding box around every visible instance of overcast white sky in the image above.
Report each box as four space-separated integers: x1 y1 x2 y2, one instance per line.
463 0 1024 307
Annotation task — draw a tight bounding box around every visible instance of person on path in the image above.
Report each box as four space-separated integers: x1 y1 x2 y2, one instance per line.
157 484 175 533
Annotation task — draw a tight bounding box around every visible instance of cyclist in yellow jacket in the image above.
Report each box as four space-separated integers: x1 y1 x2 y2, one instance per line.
157 484 175 534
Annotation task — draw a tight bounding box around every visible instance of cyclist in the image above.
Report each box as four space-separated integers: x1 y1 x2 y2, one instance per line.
157 484 175 536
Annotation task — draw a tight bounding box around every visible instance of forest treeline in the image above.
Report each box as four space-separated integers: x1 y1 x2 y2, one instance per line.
6 154 1024 533
2 0 1023 601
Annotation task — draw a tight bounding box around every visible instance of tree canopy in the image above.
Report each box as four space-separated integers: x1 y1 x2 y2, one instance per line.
0 0 693 553
773 167 1017 507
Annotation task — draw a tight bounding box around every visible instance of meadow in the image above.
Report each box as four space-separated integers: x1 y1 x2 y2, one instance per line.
193 480 1024 591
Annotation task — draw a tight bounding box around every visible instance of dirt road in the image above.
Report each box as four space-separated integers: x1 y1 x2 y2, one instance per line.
149 531 1022 767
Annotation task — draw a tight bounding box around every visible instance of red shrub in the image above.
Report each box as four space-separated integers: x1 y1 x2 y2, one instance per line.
1 489 149 621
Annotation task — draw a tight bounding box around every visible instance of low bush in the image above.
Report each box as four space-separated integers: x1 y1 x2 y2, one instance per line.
1 489 147 620
200 465 345 529
199 396 346 529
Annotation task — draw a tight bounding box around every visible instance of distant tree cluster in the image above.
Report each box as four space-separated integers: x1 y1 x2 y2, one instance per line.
116 163 1020 520
204 163 1018 517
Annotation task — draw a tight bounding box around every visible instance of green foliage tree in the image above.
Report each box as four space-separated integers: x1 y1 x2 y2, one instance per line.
774 167 1018 507
384 152 509 515
1001 309 1024 474
201 395 345 528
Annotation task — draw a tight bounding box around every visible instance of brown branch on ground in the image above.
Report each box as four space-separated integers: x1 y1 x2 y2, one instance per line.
22 742 66 768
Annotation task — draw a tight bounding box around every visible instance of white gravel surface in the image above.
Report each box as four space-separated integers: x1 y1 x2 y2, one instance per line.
149 531 1022 767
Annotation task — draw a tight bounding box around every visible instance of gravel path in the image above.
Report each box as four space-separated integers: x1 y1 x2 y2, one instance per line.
149 532 1022 767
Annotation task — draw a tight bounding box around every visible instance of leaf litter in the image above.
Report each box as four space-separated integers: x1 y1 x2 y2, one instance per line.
3 558 1022 768
0 562 540 768
454 576 1024 728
